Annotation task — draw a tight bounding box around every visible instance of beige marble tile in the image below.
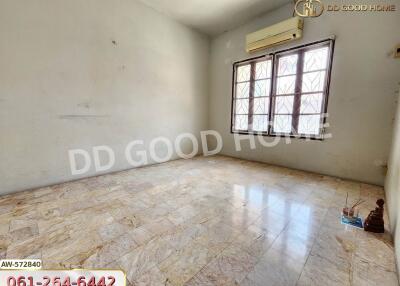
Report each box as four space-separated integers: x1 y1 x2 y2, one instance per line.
159 240 217 286
124 182 155 194
7 228 71 259
245 248 304 286
198 245 259 285
231 224 278 259
97 221 131 242
216 208 260 231
284 219 321 241
37 210 115 235
184 272 215 286
0 234 11 259
237 277 257 286
310 226 357 270
132 266 168 286
225 184 279 213
9 224 39 243
82 233 138 268
271 229 315 264
194 219 240 254
144 217 176 236
163 224 207 251
0 156 395 285
42 231 104 269
0 221 10 236
167 205 199 225
118 236 176 282
355 231 396 271
267 197 302 217
114 198 150 214
352 255 398 286
252 208 290 236
128 225 155 246
137 203 177 224
297 253 351 286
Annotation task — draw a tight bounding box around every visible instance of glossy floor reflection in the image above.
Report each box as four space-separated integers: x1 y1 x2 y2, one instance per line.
0 156 397 285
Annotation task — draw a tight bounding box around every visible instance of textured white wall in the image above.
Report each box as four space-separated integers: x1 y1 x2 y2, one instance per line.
386 86 400 274
208 2 400 185
0 0 210 195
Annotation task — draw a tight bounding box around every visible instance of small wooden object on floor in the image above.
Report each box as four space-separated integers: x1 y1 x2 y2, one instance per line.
364 199 385 233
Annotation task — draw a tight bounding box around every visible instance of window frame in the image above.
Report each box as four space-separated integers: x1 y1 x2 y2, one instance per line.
230 38 335 141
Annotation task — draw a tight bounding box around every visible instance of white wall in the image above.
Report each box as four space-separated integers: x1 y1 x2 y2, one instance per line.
0 0 210 195
1 1 400 195
386 86 400 274
209 2 400 186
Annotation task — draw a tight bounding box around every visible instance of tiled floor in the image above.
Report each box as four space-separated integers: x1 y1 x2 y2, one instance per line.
0 156 398 285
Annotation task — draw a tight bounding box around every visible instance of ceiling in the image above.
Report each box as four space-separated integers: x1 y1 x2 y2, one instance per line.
137 0 292 36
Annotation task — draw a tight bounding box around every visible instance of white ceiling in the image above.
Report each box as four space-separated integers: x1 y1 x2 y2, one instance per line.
137 0 292 36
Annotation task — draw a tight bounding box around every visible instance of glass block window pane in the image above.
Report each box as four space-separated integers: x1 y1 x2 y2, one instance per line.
274 115 292 133
277 75 296 95
254 97 269 115
302 71 326 93
255 60 272 79
235 99 249 115
300 93 323 114
253 115 268 132
298 115 322 135
304 47 329 72
237 64 251 82
278 54 298 76
235 115 249 130
236 82 250 98
255 79 271 97
275 96 294 114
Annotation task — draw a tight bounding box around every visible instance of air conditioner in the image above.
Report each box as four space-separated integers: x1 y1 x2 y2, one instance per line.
246 17 304 53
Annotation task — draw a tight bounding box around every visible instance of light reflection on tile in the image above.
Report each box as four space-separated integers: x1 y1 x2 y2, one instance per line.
253 209 290 235
271 229 314 264
231 224 278 259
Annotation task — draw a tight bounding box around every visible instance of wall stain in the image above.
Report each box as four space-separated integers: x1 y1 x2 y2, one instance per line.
112 40 117 46
58 115 110 120
77 102 91 109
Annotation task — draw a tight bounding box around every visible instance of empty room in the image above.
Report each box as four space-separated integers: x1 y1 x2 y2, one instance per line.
1 0 400 285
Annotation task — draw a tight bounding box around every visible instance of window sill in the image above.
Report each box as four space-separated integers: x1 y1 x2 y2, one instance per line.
230 130 325 141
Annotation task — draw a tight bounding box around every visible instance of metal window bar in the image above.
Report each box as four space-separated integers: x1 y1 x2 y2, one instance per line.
231 39 335 140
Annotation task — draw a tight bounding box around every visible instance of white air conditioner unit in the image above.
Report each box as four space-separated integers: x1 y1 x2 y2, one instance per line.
246 17 304 53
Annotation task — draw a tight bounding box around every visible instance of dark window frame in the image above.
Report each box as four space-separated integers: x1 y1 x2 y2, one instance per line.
230 38 335 141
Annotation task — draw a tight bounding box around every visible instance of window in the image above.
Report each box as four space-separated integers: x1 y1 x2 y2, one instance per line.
231 39 334 139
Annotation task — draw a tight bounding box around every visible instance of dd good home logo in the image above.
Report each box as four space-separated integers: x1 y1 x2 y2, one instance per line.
295 0 324 17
